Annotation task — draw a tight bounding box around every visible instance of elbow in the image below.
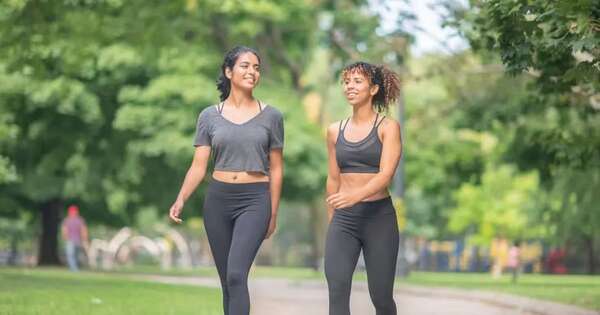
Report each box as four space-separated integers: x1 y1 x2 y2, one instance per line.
326 174 336 185
379 171 395 187
271 163 283 177
270 166 283 183
326 175 340 193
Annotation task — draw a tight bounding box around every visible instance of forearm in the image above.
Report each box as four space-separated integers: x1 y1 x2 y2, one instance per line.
269 166 283 217
176 166 206 202
326 176 340 222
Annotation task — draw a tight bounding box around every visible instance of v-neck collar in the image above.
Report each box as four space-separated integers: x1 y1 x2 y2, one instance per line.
215 101 268 126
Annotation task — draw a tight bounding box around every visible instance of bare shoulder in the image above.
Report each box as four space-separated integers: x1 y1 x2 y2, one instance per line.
381 116 400 132
378 117 401 142
327 121 342 142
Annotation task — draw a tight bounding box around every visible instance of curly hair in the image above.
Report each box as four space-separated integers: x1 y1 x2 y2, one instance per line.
216 46 261 101
341 61 401 112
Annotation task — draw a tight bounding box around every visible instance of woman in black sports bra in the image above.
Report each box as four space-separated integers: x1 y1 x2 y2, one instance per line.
325 61 402 315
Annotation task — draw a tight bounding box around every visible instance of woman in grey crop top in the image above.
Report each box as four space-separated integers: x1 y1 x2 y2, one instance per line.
168 46 284 315
324 62 402 315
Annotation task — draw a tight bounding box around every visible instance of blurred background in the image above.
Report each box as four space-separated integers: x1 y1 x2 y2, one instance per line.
0 0 599 293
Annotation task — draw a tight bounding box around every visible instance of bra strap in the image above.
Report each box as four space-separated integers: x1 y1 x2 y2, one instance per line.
217 102 224 114
258 100 263 112
375 115 386 128
372 113 380 128
340 118 350 131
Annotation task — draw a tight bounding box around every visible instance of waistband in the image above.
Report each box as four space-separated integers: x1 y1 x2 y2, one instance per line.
336 196 395 217
208 177 270 193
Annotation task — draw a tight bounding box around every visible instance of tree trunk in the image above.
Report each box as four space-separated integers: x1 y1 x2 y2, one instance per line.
585 236 596 275
8 233 18 265
37 199 62 265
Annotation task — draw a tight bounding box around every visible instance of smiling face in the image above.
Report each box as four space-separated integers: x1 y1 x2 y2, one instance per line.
226 52 261 92
342 69 379 106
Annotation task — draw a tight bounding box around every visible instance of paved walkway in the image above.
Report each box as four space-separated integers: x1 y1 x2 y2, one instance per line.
136 275 599 315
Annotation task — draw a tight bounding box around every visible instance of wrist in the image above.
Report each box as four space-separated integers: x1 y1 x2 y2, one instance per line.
352 191 364 203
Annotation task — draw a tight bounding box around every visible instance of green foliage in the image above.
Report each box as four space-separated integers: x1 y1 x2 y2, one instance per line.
449 0 599 96
449 164 540 246
402 53 507 238
440 0 600 270
537 166 600 246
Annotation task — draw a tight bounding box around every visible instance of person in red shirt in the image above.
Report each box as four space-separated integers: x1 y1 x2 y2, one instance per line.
61 205 88 271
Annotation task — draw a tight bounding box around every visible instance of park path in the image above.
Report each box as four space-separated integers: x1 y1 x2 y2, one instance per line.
137 275 599 315
248 278 511 315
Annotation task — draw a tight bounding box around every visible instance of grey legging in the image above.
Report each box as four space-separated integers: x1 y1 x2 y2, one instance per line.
203 179 271 315
325 196 399 315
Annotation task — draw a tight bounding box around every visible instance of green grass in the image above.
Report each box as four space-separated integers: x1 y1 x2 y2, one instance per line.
3 266 598 312
108 264 219 277
402 272 600 311
0 268 222 315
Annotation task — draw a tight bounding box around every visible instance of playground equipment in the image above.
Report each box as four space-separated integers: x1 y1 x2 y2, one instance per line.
88 227 194 270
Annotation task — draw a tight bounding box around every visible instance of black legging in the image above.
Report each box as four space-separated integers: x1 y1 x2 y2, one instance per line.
325 196 399 315
203 178 271 315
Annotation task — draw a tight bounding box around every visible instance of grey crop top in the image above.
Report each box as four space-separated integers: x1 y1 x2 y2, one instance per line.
193 101 284 175
335 114 384 173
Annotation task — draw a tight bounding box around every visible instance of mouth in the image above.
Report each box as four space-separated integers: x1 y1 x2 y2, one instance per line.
346 92 357 98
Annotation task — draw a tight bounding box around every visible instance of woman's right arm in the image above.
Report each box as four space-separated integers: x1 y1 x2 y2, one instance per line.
169 146 211 223
325 123 341 224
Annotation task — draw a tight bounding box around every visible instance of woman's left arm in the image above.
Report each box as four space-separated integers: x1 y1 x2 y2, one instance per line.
327 119 402 209
266 149 283 239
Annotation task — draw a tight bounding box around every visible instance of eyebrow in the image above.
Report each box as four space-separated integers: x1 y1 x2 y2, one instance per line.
239 61 260 66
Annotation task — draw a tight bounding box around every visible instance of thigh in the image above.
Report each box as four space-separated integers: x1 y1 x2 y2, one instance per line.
203 194 234 277
227 193 271 272
363 213 399 288
324 215 362 282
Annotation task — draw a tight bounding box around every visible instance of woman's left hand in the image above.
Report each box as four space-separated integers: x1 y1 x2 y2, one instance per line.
326 191 362 210
265 217 277 239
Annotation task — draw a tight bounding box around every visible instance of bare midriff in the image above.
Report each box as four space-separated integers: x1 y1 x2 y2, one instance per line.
339 172 389 201
212 170 269 183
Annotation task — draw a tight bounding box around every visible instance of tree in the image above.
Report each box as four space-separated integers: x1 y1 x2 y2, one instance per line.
0 0 222 264
449 164 541 246
442 0 600 273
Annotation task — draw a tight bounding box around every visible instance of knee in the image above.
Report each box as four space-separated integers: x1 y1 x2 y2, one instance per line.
226 270 247 289
326 275 352 299
371 292 396 313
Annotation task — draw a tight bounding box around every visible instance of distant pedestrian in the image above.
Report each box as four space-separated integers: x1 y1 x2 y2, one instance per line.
61 205 88 271
507 240 521 283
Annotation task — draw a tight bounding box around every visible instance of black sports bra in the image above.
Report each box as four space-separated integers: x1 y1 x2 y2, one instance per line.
335 114 384 173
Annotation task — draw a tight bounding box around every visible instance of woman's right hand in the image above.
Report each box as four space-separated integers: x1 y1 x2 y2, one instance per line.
169 199 184 223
